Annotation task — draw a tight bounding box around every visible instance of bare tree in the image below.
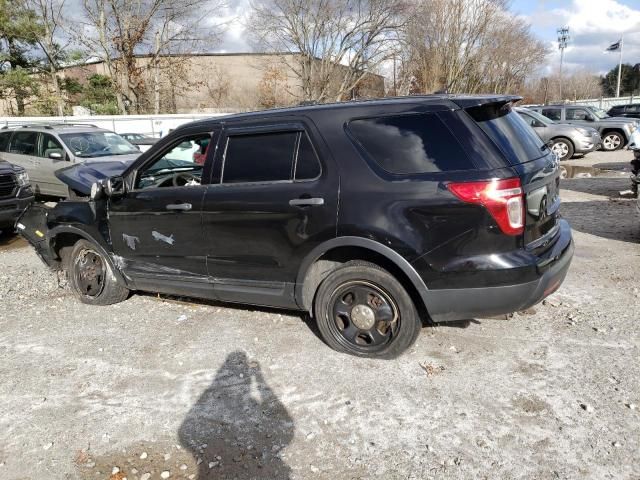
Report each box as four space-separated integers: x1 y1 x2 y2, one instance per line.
249 0 407 103
400 0 547 95
76 0 225 114
21 0 67 115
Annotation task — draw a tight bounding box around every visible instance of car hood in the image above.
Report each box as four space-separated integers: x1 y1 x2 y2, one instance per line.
0 160 26 175
55 158 136 196
598 116 637 125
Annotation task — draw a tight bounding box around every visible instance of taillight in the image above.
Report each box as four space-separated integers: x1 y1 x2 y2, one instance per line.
447 178 525 236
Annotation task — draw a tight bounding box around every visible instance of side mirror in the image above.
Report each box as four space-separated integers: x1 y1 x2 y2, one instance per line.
104 176 126 198
48 151 64 160
533 120 545 128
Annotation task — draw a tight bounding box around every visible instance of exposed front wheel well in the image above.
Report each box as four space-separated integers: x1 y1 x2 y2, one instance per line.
300 245 430 324
51 232 85 267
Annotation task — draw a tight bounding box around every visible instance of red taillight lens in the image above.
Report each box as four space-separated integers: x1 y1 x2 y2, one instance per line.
447 178 525 236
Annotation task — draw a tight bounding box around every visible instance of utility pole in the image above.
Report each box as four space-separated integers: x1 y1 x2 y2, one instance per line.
616 37 624 98
154 30 161 114
557 27 570 102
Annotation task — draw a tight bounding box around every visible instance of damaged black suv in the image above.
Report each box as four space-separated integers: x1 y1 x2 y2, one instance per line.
18 96 574 358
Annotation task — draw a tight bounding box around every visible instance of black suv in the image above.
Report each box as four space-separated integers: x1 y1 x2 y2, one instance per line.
18 95 574 358
607 103 640 120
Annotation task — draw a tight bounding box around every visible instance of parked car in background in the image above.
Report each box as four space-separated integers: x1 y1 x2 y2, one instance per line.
17 95 573 358
120 133 158 152
0 124 141 198
515 107 601 161
0 158 34 233
607 104 640 120
527 104 638 151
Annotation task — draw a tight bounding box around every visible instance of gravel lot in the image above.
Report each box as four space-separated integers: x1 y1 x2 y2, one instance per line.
0 150 639 480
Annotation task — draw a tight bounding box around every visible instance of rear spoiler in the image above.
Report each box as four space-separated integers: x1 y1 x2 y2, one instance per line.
450 95 522 109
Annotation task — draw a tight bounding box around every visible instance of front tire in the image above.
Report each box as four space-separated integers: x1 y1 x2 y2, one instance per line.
602 132 623 151
550 138 574 161
313 261 421 359
68 240 129 305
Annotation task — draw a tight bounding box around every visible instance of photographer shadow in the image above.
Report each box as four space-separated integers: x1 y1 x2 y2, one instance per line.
178 351 294 479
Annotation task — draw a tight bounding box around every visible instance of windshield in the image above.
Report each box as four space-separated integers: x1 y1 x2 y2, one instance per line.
59 132 139 158
589 107 609 119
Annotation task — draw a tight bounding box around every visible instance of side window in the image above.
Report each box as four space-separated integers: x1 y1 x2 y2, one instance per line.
223 131 297 184
295 133 321 180
0 132 11 152
627 105 640 113
136 133 211 190
9 131 38 155
566 108 589 120
40 134 65 159
518 113 536 127
541 108 561 121
348 113 475 174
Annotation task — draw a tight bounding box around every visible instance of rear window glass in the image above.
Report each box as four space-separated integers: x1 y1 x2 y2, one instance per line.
223 131 297 183
541 108 561 121
347 113 475 174
467 103 546 165
0 132 11 152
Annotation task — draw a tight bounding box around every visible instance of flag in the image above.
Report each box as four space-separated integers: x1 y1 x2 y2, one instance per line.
606 40 622 52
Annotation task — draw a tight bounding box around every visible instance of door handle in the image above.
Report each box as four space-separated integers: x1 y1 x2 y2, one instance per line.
165 203 192 211
289 197 324 207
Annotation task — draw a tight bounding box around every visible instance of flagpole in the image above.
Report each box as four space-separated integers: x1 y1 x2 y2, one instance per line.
616 37 623 98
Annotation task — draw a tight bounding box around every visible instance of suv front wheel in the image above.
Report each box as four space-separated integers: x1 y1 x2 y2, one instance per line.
67 239 130 305
313 261 421 358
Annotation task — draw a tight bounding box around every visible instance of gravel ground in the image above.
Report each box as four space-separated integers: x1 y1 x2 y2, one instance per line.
0 149 639 480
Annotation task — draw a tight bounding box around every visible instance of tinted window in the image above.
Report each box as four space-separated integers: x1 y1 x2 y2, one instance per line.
518 112 537 127
223 132 297 183
9 131 38 155
295 133 321 180
348 113 475 174
40 134 65 158
467 103 545 165
566 108 589 120
0 132 11 152
541 108 561 121
627 105 640 113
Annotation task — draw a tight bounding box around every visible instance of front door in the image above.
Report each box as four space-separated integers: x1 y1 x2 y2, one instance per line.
108 127 216 287
202 121 339 308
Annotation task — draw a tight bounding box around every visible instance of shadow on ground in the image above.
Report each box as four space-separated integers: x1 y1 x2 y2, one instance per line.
0 229 26 251
76 351 294 479
562 200 639 243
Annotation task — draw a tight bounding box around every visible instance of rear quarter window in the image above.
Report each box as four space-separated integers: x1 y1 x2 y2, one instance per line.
347 113 476 174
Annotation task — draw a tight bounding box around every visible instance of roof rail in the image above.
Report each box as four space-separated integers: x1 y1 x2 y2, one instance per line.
0 122 99 130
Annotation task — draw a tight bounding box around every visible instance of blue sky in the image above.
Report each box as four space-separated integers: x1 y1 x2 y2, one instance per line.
510 0 640 75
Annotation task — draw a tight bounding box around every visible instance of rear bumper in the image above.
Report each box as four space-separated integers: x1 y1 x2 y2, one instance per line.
423 220 574 322
0 194 34 228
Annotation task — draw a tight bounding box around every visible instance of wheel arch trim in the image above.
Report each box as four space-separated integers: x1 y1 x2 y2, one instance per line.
295 236 430 311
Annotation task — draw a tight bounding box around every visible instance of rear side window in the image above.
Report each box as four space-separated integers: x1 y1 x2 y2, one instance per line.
347 113 475 174
0 132 11 152
627 105 640 113
9 131 38 155
541 108 561 121
467 103 545 165
295 133 321 180
223 131 297 183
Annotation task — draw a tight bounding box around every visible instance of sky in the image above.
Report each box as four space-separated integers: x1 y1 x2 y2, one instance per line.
511 0 640 75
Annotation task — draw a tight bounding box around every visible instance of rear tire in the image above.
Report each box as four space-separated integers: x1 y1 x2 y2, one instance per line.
313 261 421 359
68 240 129 305
550 138 574 161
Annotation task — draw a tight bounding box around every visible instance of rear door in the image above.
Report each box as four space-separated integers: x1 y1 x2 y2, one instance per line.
3 131 39 189
466 103 561 247
201 120 338 308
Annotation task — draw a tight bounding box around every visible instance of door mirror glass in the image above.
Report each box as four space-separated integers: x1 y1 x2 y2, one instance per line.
105 176 126 197
48 151 63 160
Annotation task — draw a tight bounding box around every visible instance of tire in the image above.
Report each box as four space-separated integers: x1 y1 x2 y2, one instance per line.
67 239 129 305
313 261 421 359
601 131 624 151
550 138 574 161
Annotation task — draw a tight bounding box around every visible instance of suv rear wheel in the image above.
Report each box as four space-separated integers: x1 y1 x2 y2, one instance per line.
68 239 129 305
313 261 421 358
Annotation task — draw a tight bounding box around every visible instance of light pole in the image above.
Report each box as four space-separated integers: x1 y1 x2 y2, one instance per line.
557 27 569 102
